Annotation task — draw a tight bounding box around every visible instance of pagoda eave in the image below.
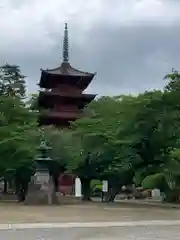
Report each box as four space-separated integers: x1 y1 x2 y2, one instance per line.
39 74 94 91
41 62 95 77
41 70 95 79
38 91 96 103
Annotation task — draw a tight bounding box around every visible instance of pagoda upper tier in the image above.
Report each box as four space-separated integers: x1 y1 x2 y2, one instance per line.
39 62 95 90
39 23 96 90
38 90 96 109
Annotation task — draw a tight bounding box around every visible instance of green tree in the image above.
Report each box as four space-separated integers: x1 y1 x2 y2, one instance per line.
26 93 39 111
68 87 180 201
0 95 39 197
65 96 141 201
0 63 26 98
0 64 39 198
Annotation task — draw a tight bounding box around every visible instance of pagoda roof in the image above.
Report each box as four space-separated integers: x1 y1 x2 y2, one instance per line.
38 91 96 109
42 62 96 78
39 90 96 100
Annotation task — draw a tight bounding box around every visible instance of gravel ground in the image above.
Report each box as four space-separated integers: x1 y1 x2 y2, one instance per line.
0 202 179 239
0 202 180 223
0 225 180 239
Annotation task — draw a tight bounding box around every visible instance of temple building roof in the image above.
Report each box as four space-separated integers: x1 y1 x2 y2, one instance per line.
42 62 95 78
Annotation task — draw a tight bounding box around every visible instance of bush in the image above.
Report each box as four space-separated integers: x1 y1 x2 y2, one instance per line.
141 173 167 191
91 180 102 197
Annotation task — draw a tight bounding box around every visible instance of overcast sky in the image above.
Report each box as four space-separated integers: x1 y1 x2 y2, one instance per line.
0 0 180 96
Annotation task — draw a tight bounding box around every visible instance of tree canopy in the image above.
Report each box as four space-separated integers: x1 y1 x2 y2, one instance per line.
0 63 180 202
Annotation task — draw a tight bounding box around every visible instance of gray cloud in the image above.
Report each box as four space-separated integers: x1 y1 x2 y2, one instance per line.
0 0 180 96
8 24 179 96
83 24 180 95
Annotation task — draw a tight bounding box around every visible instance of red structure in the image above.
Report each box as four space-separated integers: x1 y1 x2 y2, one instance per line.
38 23 96 127
58 173 75 195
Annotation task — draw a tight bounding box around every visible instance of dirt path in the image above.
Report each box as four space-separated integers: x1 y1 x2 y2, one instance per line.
0 202 180 223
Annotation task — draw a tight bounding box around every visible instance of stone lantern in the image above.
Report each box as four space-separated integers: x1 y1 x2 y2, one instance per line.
34 140 52 185
25 137 59 205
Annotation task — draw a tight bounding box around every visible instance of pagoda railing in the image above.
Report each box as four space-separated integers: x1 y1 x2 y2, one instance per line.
40 109 83 119
41 90 84 97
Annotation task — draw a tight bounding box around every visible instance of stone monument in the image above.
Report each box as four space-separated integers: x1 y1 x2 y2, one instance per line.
151 188 162 201
24 137 59 205
75 177 82 198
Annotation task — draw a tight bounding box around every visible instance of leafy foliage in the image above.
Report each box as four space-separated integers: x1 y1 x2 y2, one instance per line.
0 63 40 198
0 64 26 98
0 63 180 202
53 69 180 201
141 173 168 192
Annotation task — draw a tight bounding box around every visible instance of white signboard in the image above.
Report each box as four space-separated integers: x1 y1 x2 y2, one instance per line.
152 188 161 199
75 177 82 197
102 180 108 192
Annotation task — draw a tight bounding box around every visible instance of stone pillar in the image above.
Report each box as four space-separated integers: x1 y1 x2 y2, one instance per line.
102 180 108 202
75 177 82 197
151 188 162 201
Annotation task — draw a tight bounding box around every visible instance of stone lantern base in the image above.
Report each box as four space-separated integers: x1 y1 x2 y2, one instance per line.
24 171 59 205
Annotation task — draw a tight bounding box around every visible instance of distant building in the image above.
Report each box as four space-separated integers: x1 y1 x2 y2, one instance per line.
38 23 96 127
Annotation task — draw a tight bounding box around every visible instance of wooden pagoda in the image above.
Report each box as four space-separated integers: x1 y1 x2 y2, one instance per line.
38 23 96 127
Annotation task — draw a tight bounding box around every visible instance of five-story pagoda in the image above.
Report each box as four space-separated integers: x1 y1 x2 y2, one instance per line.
38 23 96 127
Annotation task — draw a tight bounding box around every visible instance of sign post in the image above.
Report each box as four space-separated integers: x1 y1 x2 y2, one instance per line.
102 180 108 202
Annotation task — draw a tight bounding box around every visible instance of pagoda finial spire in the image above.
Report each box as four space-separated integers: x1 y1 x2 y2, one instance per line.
63 23 69 62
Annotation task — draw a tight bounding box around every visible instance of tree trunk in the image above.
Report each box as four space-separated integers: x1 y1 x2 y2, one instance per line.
15 179 29 202
106 185 120 202
3 179 7 194
164 188 180 203
81 178 91 201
